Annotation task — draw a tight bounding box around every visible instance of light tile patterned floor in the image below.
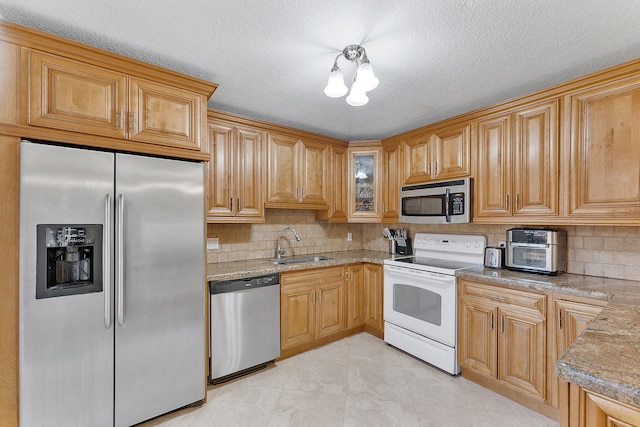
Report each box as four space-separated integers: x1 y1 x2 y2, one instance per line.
142 332 559 427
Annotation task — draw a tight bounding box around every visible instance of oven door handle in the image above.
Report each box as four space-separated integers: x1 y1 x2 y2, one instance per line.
385 265 453 282
444 188 451 223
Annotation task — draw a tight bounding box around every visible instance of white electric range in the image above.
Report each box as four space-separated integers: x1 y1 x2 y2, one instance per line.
383 232 486 375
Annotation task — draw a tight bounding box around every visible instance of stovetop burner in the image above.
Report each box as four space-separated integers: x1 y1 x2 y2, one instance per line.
384 233 487 275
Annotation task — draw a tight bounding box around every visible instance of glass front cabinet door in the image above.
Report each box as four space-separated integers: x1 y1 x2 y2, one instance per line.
348 145 383 222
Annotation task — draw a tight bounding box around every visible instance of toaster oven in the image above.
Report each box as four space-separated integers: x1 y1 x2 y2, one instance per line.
505 228 566 275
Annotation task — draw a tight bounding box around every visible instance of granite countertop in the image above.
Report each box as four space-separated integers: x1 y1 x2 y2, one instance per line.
458 266 640 408
206 250 398 281
207 255 640 408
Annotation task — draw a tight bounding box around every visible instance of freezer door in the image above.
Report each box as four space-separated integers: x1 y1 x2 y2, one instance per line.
114 153 205 427
19 141 115 427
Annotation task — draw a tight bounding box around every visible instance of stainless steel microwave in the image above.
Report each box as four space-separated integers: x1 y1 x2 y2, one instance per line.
399 178 473 224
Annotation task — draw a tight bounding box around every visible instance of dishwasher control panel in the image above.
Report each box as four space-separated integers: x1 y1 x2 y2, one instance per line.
209 273 280 294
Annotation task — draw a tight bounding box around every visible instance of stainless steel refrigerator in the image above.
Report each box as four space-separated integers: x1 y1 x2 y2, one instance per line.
19 140 206 427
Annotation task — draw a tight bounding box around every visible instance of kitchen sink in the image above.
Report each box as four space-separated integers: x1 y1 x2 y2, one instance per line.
271 256 332 265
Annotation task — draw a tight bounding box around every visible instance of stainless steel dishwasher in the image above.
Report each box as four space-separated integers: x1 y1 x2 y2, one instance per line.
209 273 280 383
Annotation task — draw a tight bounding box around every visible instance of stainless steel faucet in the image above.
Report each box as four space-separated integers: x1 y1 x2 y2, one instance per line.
276 227 302 259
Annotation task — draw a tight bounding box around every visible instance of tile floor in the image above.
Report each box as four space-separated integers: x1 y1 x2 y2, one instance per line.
142 332 559 427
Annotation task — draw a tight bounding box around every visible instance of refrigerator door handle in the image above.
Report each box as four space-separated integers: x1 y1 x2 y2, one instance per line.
116 193 125 326
104 194 112 329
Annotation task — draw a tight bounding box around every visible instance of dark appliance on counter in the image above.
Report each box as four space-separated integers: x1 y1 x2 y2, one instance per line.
506 228 566 275
396 238 412 255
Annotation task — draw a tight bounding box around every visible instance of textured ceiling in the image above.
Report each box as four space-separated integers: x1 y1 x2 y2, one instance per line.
2 1 640 140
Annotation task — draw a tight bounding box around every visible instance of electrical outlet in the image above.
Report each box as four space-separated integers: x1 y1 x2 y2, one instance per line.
498 240 506 248
347 232 352 241
207 238 219 250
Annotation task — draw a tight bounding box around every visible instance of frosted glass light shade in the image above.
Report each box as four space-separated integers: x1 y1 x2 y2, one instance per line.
324 69 348 97
355 62 379 92
346 83 369 106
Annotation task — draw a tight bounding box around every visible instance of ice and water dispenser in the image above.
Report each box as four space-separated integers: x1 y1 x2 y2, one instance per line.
36 225 103 299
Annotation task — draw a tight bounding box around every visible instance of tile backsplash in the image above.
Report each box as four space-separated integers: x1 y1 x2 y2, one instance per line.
207 212 640 282
206 210 363 263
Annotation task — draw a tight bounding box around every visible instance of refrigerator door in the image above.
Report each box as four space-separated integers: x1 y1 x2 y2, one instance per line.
114 153 205 427
19 141 115 427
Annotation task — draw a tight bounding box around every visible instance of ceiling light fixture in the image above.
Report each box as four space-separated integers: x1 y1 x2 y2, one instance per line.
324 44 379 107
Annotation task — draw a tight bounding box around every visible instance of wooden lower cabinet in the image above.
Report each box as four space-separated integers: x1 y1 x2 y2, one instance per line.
554 295 606 418
346 263 365 328
280 267 345 353
554 297 606 359
561 383 640 427
458 278 552 415
316 278 346 338
458 298 497 378
280 263 384 358
363 263 384 337
498 307 547 399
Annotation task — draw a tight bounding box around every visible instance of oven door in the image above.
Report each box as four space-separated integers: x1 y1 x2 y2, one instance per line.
383 264 457 347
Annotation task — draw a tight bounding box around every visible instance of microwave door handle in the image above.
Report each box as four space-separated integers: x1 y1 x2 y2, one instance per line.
445 188 451 223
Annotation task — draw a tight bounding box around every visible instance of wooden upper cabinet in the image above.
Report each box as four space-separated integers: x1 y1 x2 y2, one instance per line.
513 101 559 216
266 133 299 204
568 77 640 219
235 127 265 219
432 123 471 180
381 141 402 222
476 113 512 217
206 119 265 222
27 49 206 153
404 133 433 184
348 144 383 222
28 50 128 139
299 139 329 206
128 77 203 150
317 145 348 222
206 121 234 217
476 100 559 221
403 122 470 184
266 133 329 209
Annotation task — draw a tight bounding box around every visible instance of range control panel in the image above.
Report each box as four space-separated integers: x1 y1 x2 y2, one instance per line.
413 233 487 256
